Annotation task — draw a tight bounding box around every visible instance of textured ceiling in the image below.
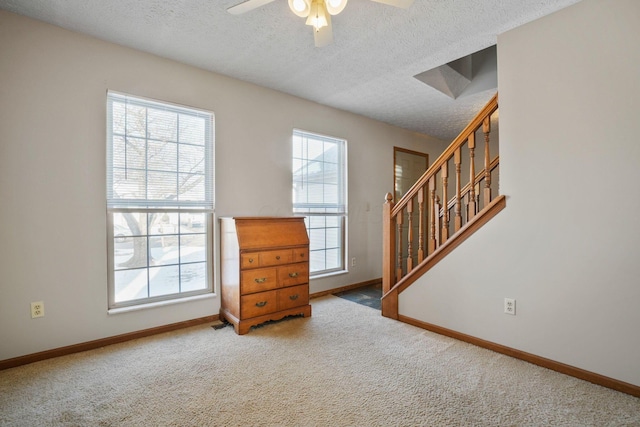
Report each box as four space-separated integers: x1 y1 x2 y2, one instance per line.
0 0 580 140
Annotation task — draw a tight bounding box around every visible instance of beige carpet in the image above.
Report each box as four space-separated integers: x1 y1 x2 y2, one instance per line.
1 295 639 426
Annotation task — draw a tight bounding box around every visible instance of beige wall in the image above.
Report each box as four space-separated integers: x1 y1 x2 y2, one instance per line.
0 10 446 360
401 0 640 386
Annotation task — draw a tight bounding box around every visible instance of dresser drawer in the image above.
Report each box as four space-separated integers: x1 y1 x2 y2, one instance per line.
293 248 309 264
241 290 278 318
240 253 260 269
278 262 309 287
241 249 293 269
278 284 309 311
241 267 277 294
259 249 294 266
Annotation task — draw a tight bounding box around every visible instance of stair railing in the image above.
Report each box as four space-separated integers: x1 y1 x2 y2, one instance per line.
382 93 504 318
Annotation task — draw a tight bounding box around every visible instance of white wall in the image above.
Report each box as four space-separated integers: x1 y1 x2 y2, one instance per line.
401 0 640 386
0 10 446 360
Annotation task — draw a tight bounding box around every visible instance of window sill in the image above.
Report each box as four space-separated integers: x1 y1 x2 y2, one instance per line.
108 292 216 315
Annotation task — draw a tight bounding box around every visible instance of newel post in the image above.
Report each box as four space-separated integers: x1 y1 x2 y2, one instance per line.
382 193 399 319
382 193 395 295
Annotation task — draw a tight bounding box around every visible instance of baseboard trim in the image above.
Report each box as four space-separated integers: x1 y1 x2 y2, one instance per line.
399 314 640 398
2 277 382 370
0 315 218 371
310 277 382 299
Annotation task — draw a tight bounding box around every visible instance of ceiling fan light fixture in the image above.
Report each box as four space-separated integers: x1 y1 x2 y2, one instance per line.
325 0 347 15
288 0 311 17
305 0 329 31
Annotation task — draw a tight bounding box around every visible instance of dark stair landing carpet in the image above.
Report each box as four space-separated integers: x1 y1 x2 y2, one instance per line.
333 283 382 310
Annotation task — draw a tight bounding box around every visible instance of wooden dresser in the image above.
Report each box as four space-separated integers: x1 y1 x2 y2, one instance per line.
219 217 311 334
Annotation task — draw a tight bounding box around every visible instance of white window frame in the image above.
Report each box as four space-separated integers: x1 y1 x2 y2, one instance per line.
106 91 214 309
292 129 347 276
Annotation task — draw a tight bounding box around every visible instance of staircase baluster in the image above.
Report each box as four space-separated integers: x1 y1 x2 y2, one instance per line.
407 200 414 272
441 163 449 242
429 176 437 254
483 117 492 206
468 133 477 220
454 148 462 232
418 187 425 263
434 195 442 248
396 207 403 280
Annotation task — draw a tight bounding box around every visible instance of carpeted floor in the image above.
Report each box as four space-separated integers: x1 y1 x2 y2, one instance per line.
1 295 639 426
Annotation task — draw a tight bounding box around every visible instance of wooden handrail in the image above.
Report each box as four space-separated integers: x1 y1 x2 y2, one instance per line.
382 93 502 319
391 93 498 218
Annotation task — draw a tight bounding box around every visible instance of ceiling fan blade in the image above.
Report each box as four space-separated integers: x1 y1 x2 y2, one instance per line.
313 16 333 47
370 0 414 8
227 0 277 15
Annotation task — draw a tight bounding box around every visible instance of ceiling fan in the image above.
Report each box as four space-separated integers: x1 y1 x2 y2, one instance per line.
227 0 414 47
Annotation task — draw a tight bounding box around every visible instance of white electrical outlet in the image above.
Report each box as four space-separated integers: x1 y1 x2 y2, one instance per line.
504 298 516 315
31 301 45 318
351 257 356 267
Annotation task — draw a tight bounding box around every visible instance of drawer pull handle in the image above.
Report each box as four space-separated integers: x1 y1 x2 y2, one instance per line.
288 272 299 278
249 258 254 263
276 256 281 260
254 277 267 283
255 301 268 307
289 294 299 301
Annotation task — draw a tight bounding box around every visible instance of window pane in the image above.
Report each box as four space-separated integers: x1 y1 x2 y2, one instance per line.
149 265 180 297
180 213 206 232
179 173 206 202
114 236 148 270
114 268 148 303
148 141 178 172
325 216 340 227
112 101 126 134
308 216 325 229
112 168 146 200
325 226 340 249
309 228 326 252
148 109 177 142
123 137 147 170
149 236 179 266
181 234 206 263
112 136 127 168
114 212 147 235
325 248 341 270
181 263 207 292
125 104 146 137
149 213 179 235
179 114 206 145
178 173 205 201
310 250 326 272
179 144 205 174
307 138 324 161
147 171 178 201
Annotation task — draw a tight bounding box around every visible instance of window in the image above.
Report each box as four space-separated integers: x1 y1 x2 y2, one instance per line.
106 92 214 309
292 130 347 275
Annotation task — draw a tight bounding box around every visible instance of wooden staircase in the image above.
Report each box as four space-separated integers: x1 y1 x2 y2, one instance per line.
382 93 506 318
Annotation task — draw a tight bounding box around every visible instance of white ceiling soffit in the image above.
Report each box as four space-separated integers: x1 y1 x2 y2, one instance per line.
0 0 581 141
415 46 497 100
